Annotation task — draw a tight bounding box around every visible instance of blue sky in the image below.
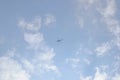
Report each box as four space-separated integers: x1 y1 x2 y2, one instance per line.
0 0 120 80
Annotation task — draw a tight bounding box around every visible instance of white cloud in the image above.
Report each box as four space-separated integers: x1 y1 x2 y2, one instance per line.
76 0 119 47
95 42 111 56
99 65 108 72
18 17 44 50
0 56 30 80
22 59 34 74
93 67 108 80
44 14 56 26
43 64 60 75
80 75 92 80
18 17 41 32
18 16 60 77
66 57 80 68
79 65 120 80
98 0 118 36
80 67 108 80
24 32 44 49
107 19 120 49
98 0 120 49
33 48 60 75
21 48 60 76
98 0 116 18
83 58 91 65
75 0 99 28
77 0 96 9
39 48 55 61
112 74 120 80
113 56 120 73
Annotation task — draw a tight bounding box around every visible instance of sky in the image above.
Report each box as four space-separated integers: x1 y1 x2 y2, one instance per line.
0 0 120 80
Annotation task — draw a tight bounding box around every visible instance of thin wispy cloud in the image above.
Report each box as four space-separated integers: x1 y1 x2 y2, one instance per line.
44 14 56 26
18 17 41 32
66 57 80 68
95 42 111 56
98 0 120 50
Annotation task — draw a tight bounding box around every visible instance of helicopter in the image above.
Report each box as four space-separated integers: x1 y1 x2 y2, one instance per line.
56 39 63 42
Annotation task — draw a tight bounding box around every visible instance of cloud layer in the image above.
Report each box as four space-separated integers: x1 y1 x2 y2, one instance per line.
0 56 30 80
